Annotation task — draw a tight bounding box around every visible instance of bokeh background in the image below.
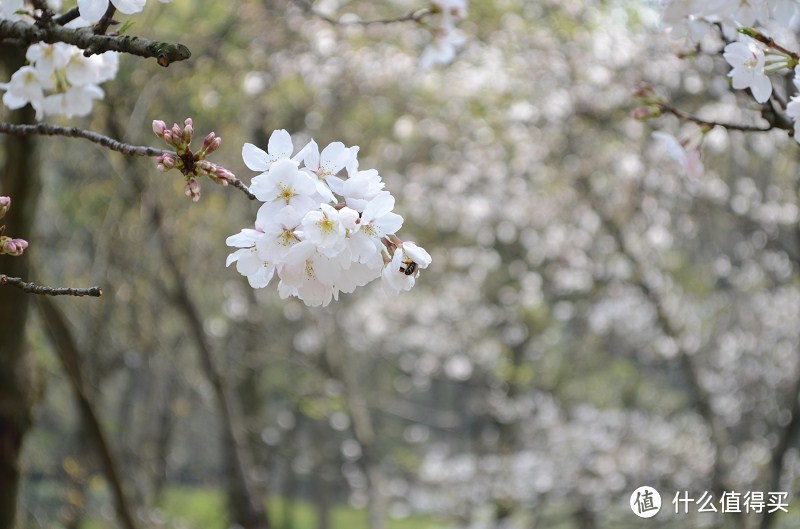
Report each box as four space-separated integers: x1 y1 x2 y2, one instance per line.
3 0 800 528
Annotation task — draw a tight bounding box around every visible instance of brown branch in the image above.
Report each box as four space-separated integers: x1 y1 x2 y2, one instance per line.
747 30 800 63
231 178 257 200
0 122 170 156
94 5 117 36
657 102 778 132
0 123 257 200
292 0 431 26
0 274 102 297
54 7 80 26
0 19 190 66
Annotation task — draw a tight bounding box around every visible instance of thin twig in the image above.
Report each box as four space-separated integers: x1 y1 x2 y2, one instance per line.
54 7 80 26
0 19 190 66
292 0 431 26
658 102 776 132
0 122 171 156
230 178 257 200
0 122 258 200
94 5 117 36
748 31 800 62
0 274 102 297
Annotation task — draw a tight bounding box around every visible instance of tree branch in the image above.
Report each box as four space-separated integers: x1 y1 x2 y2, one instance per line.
0 122 258 200
657 102 779 132
291 0 431 26
54 7 80 26
94 4 117 36
0 19 191 66
0 274 102 297
0 122 170 156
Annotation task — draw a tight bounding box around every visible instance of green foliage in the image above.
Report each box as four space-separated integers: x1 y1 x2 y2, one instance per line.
77 487 447 529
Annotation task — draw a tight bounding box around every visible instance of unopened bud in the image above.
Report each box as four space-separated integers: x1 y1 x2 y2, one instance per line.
0 196 10 219
196 159 216 176
633 84 654 99
212 166 235 185
1 236 28 256
185 177 201 202
152 120 168 138
202 132 221 155
183 118 194 143
156 153 177 172
631 105 660 121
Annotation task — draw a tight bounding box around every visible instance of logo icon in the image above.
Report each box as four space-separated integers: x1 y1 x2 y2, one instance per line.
630 486 662 518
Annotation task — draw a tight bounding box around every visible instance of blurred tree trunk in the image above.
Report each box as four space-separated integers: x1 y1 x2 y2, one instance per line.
0 47 39 529
105 111 271 529
315 465 331 529
148 202 270 529
320 330 385 529
37 297 139 529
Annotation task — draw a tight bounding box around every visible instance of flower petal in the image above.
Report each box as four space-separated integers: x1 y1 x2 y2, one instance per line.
242 143 269 172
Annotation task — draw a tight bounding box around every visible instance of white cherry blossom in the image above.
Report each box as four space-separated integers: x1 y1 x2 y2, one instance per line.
225 229 275 289
723 38 772 103
382 242 432 294
1 43 118 118
242 129 307 173
250 159 317 217
78 0 147 22
302 140 350 203
228 130 431 306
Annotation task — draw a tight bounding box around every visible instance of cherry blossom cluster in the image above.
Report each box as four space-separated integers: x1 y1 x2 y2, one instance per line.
0 0 172 23
0 0 61 21
0 196 28 257
226 130 431 307
77 0 171 23
420 0 468 69
662 1 800 41
662 2 799 109
152 118 235 202
650 1 800 172
0 42 118 119
632 86 705 178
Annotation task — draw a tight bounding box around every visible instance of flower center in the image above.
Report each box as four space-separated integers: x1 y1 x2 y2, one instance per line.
278 184 296 204
316 217 335 234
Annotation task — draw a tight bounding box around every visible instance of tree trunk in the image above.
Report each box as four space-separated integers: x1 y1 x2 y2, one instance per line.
0 47 39 529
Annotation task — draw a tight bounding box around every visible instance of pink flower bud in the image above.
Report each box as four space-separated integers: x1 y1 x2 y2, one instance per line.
171 123 182 138
211 166 235 185
0 196 10 220
201 132 221 155
1 236 27 256
633 84 654 99
196 160 216 176
631 106 657 121
185 177 201 202
152 120 168 138
156 153 177 172
183 118 194 143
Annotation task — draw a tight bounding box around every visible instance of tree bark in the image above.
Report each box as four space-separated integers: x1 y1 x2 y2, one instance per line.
0 46 39 529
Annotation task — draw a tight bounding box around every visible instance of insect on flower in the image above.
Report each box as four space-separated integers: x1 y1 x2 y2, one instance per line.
400 259 418 277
